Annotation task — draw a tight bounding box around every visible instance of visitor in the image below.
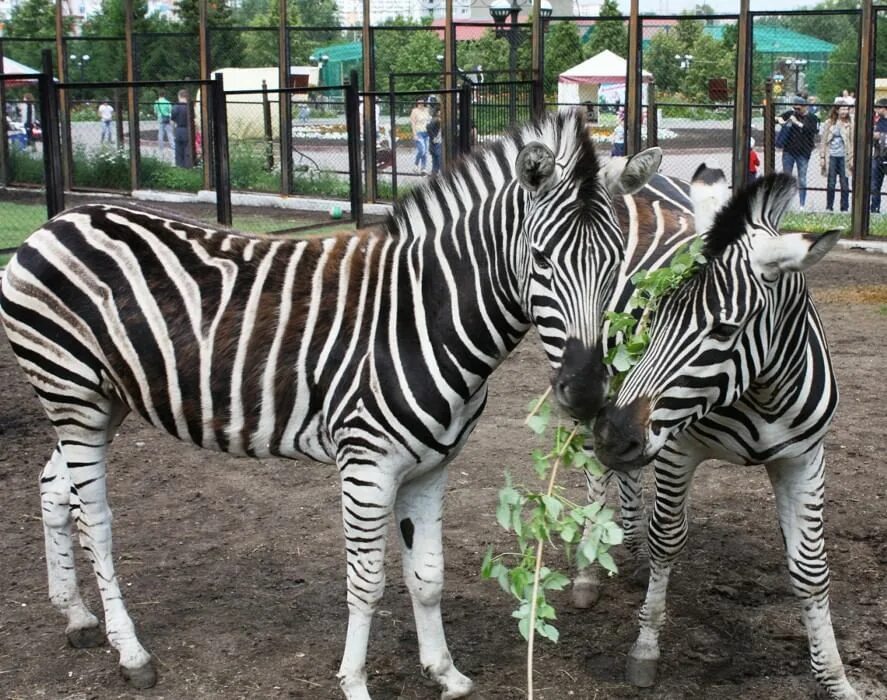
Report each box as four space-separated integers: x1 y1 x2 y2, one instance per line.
153 91 173 150
871 98 887 214
410 98 430 174
819 99 854 212
98 99 114 145
610 109 625 157
427 104 442 175
22 93 34 149
777 96 819 208
748 136 760 181
171 89 192 168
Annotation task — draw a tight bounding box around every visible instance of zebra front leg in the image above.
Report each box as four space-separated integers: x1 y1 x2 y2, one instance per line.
40 445 103 648
395 467 473 700
614 467 649 586
572 465 613 608
61 435 155 689
766 447 860 700
336 469 397 700
626 452 699 688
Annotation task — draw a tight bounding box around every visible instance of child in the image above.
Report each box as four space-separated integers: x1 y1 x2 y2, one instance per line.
748 136 760 180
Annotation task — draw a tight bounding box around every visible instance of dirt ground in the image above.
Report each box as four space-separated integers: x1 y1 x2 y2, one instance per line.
1 248 886 700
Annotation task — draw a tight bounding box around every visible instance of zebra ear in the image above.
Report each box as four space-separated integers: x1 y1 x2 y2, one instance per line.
751 229 841 274
599 147 662 196
690 164 729 234
516 142 557 195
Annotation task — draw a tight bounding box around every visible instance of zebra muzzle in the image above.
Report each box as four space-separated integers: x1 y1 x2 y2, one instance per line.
552 339 607 422
592 397 652 471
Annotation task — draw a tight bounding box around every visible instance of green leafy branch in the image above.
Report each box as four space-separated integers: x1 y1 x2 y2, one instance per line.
481 236 705 699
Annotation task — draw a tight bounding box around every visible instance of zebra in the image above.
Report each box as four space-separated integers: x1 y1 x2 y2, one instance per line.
571 163 728 609
592 173 860 699
0 110 662 700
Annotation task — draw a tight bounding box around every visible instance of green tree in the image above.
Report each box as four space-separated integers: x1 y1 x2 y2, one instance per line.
683 32 734 102
644 31 685 95
372 18 442 93
6 0 71 69
583 0 627 59
543 21 584 94
674 15 704 52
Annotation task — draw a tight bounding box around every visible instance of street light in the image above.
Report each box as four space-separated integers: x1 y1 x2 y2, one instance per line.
70 53 90 82
785 57 807 95
674 53 693 71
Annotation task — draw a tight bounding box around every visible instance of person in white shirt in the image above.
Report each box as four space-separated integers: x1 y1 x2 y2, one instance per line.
98 100 114 144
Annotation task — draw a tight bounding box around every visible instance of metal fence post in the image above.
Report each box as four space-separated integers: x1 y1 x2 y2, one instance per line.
388 73 398 199
646 80 658 149
262 80 274 170
345 70 363 227
39 50 64 218
459 81 472 156
211 73 232 227
0 39 9 186
763 78 775 177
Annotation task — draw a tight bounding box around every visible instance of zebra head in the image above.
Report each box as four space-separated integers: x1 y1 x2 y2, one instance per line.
593 173 841 471
514 113 662 421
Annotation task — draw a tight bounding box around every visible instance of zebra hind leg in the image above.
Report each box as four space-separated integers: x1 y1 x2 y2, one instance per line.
41 444 103 648
55 405 155 689
395 467 473 699
765 447 860 700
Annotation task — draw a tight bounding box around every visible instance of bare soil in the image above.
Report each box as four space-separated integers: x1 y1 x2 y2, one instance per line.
1 249 886 700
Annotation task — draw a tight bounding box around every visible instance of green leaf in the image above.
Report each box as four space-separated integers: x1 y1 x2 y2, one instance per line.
609 344 635 373
538 622 560 643
480 546 494 577
597 550 618 574
542 571 571 591
541 495 562 521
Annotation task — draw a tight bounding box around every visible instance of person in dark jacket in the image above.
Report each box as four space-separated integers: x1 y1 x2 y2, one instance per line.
871 98 887 213
777 95 819 208
171 89 192 168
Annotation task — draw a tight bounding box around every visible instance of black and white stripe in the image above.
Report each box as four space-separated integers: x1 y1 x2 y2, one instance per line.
591 173 859 699
0 110 662 699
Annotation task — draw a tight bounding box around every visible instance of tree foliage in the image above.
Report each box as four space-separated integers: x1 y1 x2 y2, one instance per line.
543 21 584 92
583 0 627 59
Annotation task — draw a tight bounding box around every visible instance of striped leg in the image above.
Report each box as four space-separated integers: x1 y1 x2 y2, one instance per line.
626 450 699 688
766 446 859 700
41 445 103 648
58 427 155 688
395 467 472 699
573 465 648 608
337 468 397 700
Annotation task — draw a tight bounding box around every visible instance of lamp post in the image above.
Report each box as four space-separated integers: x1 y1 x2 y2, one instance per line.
785 57 807 96
70 53 90 82
490 0 521 124
674 53 692 71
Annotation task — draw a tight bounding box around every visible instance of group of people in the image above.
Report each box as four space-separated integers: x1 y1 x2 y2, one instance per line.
92 90 192 168
409 96 442 176
775 91 887 213
152 89 194 168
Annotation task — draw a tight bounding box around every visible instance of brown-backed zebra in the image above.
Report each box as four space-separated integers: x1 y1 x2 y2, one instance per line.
593 174 859 699
0 111 663 700
571 163 728 608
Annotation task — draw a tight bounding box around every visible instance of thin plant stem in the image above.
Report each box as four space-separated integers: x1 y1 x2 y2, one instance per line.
526 423 581 700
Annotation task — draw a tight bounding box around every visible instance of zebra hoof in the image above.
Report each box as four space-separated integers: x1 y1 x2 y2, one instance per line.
571 582 601 608
66 625 105 648
626 655 658 688
121 661 157 689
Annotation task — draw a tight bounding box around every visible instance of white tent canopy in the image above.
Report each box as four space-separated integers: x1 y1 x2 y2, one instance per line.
557 49 652 106
3 57 39 75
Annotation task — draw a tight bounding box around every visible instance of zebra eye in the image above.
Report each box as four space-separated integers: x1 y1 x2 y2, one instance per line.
710 321 739 341
531 248 552 270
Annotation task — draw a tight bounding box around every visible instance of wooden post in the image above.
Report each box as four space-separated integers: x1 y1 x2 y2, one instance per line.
851 0 875 239
626 0 642 156
57 0 73 190
0 39 9 186
763 78 775 177
731 0 752 192
646 80 657 148
443 0 456 165
278 0 293 195
200 0 212 190
361 0 375 201
124 0 140 188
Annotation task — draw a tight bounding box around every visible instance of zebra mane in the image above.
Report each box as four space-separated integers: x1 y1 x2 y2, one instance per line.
702 173 797 260
382 109 600 238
